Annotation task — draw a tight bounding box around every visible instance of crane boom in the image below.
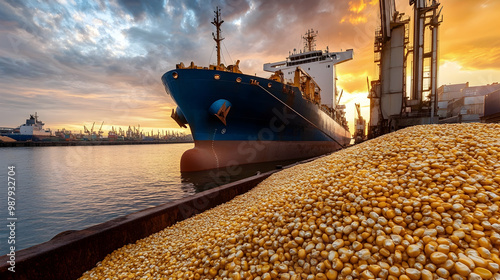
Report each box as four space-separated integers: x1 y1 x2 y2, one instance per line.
355 103 361 117
337 89 344 106
98 121 104 135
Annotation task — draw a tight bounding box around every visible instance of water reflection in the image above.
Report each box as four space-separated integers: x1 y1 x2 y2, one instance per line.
181 159 302 192
0 143 194 254
0 142 310 255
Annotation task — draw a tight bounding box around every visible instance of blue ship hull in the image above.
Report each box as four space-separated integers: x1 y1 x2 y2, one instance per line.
1 134 48 141
161 69 351 171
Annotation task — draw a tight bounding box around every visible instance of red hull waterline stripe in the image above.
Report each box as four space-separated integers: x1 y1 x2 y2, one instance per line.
181 140 342 172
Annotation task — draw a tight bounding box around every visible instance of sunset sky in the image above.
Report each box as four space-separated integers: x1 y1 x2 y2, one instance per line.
1 0 498 135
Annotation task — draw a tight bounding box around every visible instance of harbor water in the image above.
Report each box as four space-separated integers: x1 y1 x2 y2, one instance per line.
0 143 294 255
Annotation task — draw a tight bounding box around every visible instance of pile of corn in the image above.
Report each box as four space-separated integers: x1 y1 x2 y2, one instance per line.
80 123 500 280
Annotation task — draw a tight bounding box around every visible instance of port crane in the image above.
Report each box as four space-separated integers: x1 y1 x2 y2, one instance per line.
97 121 104 138
368 0 442 138
354 103 366 144
125 124 143 139
83 123 95 140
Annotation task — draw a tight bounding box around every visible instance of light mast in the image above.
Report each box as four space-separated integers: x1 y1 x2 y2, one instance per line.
211 7 224 67
303 29 318 52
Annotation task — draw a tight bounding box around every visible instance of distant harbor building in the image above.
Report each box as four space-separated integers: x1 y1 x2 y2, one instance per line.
482 90 500 123
438 82 500 123
436 82 468 119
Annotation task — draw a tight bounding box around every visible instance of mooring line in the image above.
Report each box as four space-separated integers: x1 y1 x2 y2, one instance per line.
256 83 346 149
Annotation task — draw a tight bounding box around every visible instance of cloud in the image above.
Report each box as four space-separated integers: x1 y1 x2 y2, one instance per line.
0 0 497 133
439 60 500 87
0 0 382 130
340 15 368 24
339 0 378 25
439 0 500 70
116 0 165 21
0 56 59 79
349 0 367 13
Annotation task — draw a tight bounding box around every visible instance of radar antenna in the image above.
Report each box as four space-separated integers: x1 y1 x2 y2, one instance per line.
303 29 318 52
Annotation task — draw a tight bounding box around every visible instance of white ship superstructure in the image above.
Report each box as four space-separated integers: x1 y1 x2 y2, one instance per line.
263 29 353 109
1 113 52 141
19 112 51 136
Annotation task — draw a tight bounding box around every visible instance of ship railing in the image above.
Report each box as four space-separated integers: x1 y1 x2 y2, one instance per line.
287 56 325 67
176 60 242 74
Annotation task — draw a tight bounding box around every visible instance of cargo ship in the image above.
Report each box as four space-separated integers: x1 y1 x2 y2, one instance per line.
1 112 52 141
161 8 353 172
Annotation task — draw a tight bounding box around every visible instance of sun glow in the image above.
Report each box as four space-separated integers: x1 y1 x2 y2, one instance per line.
1 0 497 137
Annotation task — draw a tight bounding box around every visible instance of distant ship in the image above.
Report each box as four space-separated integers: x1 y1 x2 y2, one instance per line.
1 113 52 141
161 7 353 172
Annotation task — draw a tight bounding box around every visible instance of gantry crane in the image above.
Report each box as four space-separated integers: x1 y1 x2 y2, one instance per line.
368 0 442 139
97 121 104 138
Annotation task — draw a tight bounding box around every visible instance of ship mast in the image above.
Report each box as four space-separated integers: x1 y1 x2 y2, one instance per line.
303 29 318 52
211 7 224 67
